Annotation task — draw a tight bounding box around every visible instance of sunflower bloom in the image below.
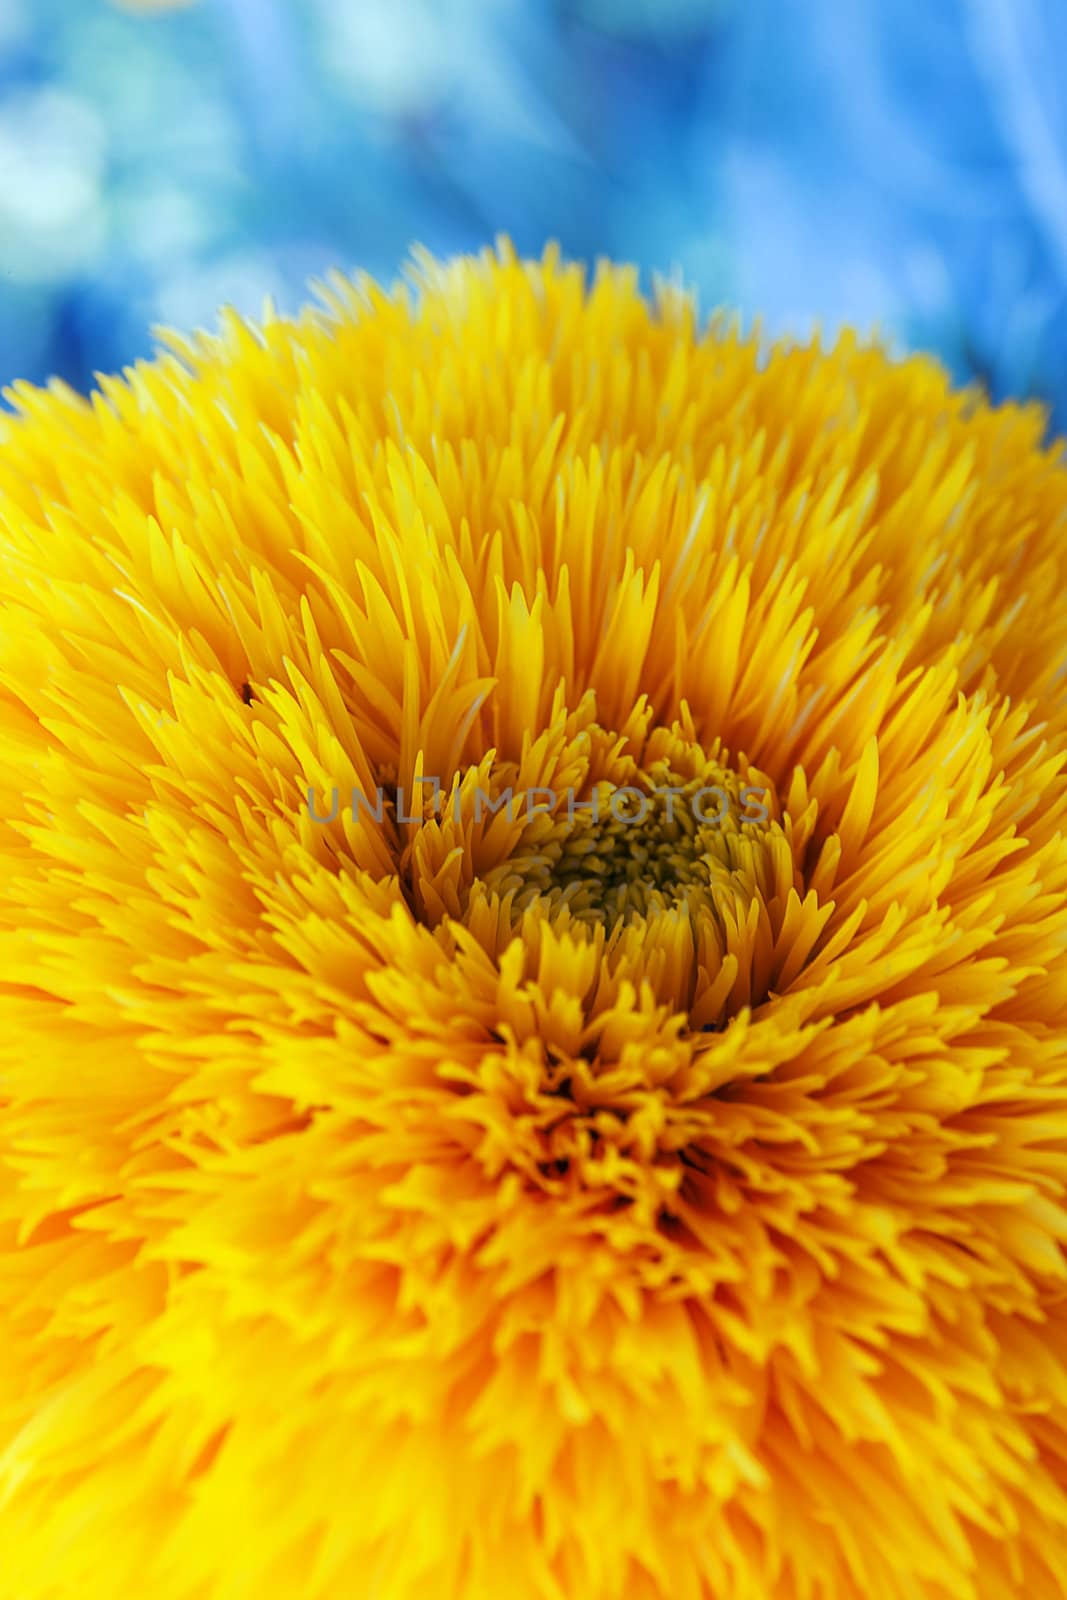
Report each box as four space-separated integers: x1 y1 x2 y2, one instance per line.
2 242 1067 1598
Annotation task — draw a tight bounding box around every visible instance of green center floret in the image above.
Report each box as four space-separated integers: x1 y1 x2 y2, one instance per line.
485 759 776 927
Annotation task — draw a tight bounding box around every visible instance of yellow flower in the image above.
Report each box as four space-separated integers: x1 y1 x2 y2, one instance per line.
1 241 1067 1599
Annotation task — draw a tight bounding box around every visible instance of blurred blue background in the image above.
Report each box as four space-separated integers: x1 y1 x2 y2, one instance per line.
1 0 1065 436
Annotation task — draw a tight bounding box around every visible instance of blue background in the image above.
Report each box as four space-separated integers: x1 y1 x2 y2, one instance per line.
1 0 1065 437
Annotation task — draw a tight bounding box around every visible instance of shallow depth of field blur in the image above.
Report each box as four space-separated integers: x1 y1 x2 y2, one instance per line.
1 0 1064 437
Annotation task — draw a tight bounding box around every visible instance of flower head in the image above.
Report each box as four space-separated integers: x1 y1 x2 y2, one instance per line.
2 243 1067 1598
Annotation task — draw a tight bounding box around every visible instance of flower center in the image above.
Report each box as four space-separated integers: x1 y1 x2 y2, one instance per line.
484 757 776 928
395 715 815 1030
